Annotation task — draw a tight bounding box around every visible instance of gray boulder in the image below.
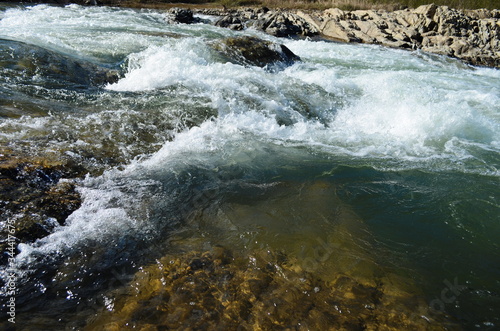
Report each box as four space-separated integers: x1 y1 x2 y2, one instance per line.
259 12 318 37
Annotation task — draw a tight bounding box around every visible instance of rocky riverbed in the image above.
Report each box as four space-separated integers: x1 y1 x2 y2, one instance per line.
85 244 459 330
186 4 499 68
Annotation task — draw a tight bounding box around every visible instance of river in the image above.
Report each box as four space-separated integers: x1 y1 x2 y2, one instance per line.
0 3 499 330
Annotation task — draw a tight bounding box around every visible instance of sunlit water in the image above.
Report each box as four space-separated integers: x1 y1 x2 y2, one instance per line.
0 3 499 330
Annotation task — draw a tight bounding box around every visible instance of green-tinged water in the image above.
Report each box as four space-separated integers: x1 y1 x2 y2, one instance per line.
0 4 499 330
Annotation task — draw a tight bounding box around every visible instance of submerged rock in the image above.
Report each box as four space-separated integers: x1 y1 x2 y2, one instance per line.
83 181 462 330
0 39 120 88
0 151 85 264
85 245 460 330
210 36 300 69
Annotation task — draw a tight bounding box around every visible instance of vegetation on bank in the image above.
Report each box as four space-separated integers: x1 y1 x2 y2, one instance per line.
2 0 496 11
117 0 498 11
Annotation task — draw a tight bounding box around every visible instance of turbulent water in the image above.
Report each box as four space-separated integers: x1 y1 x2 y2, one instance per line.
0 3 499 330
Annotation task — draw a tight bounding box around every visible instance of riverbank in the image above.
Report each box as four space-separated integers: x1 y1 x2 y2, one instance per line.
184 4 499 68
3 1 499 67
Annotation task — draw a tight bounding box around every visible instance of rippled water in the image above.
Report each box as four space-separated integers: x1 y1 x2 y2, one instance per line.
0 4 499 330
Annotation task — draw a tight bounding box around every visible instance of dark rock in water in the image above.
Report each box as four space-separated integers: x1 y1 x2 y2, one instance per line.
215 15 245 31
199 8 318 37
166 8 201 24
0 38 120 89
211 36 300 69
259 12 319 37
0 152 85 265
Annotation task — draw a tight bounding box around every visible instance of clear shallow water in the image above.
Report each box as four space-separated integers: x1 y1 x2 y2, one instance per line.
0 3 499 330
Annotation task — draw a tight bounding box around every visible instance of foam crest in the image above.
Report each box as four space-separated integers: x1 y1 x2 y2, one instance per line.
107 39 215 91
283 39 500 161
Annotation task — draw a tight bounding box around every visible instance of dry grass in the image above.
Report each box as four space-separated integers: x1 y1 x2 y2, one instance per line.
247 0 498 10
113 0 498 11
250 0 401 11
221 0 498 10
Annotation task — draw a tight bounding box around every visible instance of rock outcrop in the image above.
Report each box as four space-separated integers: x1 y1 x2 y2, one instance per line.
215 14 246 30
166 8 203 24
257 11 319 37
305 4 500 67
200 7 319 37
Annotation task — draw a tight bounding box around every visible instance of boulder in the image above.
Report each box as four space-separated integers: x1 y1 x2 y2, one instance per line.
215 15 245 30
210 36 300 69
295 10 322 32
354 20 387 43
206 9 318 38
166 8 201 24
324 8 346 21
260 12 318 37
414 3 438 18
322 20 359 42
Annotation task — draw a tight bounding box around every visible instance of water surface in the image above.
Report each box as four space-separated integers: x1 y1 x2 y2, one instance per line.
0 4 499 330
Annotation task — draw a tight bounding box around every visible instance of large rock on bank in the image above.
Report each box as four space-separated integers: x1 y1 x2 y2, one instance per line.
199 7 319 37
305 4 500 67
166 8 203 24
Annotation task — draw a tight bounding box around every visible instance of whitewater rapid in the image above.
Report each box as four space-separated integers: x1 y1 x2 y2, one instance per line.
0 4 499 329
0 0 498 269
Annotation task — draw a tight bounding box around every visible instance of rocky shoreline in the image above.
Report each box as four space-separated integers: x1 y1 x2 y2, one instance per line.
3 1 498 67
181 4 499 68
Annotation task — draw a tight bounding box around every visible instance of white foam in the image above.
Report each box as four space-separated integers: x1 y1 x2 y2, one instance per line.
9 175 162 270
0 4 185 62
3 4 494 167
105 31 500 165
